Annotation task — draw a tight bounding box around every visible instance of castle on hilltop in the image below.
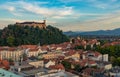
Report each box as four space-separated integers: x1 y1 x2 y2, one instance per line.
15 20 46 29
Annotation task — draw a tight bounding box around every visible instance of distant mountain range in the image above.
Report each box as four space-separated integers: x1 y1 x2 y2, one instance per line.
64 28 120 36
63 31 82 36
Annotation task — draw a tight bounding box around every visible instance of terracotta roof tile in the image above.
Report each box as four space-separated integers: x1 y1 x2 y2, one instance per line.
49 64 65 70
19 45 38 49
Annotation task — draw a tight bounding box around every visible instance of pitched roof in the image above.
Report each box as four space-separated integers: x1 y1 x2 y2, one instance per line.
19 45 38 49
94 52 101 57
49 64 65 70
82 68 104 76
64 50 76 56
0 60 10 70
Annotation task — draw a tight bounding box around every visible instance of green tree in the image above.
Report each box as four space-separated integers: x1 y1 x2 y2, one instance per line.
74 45 84 50
86 45 91 50
0 25 69 46
112 57 120 66
7 36 15 46
61 61 71 69
74 64 81 72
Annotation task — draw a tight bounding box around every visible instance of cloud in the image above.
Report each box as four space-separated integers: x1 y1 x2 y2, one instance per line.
57 11 120 31
0 3 23 16
60 0 82 3
87 0 120 9
0 1 76 19
21 3 73 17
84 11 120 22
79 13 103 16
110 0 118 2
60 0 120 9
0 0 120 31
7 6 15 11
1 5 15 12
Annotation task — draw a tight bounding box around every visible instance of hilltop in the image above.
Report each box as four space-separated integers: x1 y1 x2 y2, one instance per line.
0 24 69 46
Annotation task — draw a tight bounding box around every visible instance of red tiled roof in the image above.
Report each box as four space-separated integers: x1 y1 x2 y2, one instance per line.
111 41 120 45
2 60 9 66
88 60 96 65
84 51 101 57
19 45 38 49
67 58 96 67
102 41 120 47
82 68 104 76
94 52 101 57
66 58 87 67
8 47 17 51
76 50 83 54
58 56 65 60
0 60 10 70
102 43 111 47
64 50 76 56
82 68 94 75
29 48 39 52
88 39 97 44
49 64 65 70
41 45 49 50
19 45 39 52
0 47 17 51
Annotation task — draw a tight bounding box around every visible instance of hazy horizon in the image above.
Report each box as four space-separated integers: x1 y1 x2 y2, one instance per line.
0 0 120 31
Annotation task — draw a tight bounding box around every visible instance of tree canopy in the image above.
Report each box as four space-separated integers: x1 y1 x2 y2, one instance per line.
0 25 69 46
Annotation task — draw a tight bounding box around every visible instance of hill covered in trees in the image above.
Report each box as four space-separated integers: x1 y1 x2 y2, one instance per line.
0 25 69 46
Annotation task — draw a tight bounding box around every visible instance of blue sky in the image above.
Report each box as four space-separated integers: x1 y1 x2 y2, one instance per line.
0 0 120 31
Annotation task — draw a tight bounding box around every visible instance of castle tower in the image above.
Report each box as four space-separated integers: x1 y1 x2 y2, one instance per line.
43 20 46 24
43 20 46 29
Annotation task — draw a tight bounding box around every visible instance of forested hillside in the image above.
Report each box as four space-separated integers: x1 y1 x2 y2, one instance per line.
0 25 69 46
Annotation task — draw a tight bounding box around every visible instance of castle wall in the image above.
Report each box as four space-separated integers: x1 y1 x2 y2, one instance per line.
15 20 46 29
